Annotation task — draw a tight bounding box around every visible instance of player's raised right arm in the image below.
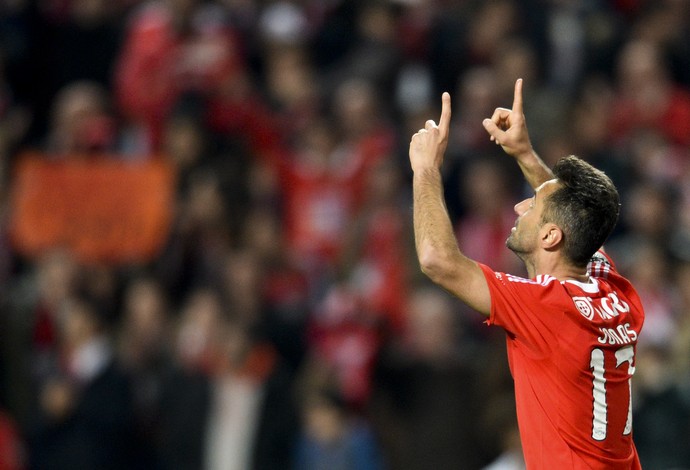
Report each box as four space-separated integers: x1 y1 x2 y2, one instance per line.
482 79 553 190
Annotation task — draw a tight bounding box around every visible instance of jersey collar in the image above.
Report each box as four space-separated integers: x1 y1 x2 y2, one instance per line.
562 276 600 294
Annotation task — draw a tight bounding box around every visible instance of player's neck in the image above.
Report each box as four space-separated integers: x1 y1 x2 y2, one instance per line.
554 268 590 283
531 253 588 282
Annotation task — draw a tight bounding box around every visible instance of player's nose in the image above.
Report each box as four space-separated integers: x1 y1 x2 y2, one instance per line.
514 198 528 215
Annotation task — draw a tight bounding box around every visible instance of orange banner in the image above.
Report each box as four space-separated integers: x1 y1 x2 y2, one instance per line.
9 154 176 265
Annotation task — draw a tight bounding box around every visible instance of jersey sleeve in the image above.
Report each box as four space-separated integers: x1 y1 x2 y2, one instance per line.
480 263 564 352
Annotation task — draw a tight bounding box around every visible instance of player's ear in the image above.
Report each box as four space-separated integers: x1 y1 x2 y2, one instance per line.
540 224 563 250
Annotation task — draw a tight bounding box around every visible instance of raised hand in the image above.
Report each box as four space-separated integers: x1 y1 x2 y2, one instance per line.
409 92 451 173
483 79 553 188
482 78 533 160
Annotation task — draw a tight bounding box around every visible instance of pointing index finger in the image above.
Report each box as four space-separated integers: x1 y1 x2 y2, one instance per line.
512 79 523 115
438 92 452 136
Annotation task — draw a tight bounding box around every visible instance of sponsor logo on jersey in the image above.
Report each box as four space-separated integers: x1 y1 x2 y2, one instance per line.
573 292 630 321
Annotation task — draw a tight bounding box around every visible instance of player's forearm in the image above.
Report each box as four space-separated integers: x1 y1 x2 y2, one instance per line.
412 168 491 315
515 149 554 189
413 168 463 278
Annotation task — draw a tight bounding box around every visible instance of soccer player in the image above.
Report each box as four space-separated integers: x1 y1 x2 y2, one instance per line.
409 79 644 469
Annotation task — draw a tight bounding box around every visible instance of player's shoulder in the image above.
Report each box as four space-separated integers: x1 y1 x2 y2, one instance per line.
504 272 559 287
482 265 563 291
485 267 573 305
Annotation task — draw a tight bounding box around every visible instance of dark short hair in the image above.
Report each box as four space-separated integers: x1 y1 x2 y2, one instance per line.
541 156 620 267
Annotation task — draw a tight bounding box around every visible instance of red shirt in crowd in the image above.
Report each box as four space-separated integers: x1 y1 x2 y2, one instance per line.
115 1 243 148
279 127 395 268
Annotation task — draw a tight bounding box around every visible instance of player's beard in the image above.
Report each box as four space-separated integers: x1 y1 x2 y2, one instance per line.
506 231 524 257
506 223 534 262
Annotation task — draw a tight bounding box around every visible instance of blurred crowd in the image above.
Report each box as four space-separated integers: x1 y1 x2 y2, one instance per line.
0 0 689 469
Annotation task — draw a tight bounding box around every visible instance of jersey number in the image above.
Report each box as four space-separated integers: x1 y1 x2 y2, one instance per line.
589 345 634 441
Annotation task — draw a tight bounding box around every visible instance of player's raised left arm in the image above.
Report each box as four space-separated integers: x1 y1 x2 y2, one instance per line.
409 93 491 316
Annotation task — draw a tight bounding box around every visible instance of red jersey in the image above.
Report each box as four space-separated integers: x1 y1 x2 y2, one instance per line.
481 252 644 469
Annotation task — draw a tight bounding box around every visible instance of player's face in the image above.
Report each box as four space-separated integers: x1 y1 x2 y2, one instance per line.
507 180 558 257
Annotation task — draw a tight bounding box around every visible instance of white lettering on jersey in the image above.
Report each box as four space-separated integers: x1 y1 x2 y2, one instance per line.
597 323 638 345
572 292 630 322
600 294 630 318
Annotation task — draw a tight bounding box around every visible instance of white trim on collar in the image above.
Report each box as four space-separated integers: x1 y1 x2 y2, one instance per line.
563 276 600 294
